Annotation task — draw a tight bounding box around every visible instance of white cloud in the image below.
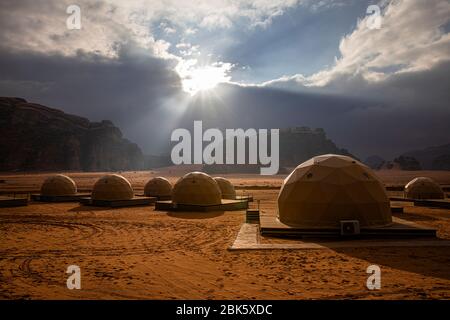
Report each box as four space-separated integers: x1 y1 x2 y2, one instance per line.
0 0 305 57
0 0 306 96
264 0 450 91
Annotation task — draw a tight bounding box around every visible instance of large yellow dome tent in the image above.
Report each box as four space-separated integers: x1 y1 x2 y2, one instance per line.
277 154 392 228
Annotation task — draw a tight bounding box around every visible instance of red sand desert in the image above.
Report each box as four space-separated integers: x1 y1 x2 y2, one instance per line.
1 168 449 300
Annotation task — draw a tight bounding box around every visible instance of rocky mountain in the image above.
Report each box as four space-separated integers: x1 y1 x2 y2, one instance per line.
203 126 355 173
401 143 450 170
393 155 422 171
0 97 144 171
278 127 355 167
364 155 385 170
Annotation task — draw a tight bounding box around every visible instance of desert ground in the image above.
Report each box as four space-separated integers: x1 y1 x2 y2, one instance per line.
0 168 449 300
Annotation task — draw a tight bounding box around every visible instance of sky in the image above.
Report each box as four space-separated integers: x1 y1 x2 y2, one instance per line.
0 0 449 160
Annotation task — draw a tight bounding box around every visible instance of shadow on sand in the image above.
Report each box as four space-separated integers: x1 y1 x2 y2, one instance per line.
332 245 450 281
167 211 224 219
68 205 151 212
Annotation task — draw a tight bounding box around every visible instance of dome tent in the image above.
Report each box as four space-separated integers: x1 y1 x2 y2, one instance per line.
41 174 77 196
172 172 222 206
405 177 444 199
144 177 172 198
214 177 236 200
92 174 134 201
277 154 392 228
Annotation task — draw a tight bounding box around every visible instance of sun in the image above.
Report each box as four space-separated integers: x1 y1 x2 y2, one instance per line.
178 62 232 96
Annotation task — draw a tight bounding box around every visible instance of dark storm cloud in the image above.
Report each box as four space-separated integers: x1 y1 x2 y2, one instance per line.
0 0 448 160
180 61 450 159
1 43 449 159
0 44 184 153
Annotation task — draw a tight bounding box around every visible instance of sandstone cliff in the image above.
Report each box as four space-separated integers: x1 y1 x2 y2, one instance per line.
401 143 450 170
0 97 144 171
203 126 355 174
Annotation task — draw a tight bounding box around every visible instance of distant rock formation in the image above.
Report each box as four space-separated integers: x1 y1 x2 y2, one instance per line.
278 127 355 167
432 154 450 170
0 97 144 171
393 156 422 171
379 161 400 170
401 143 450 170
144 154 172 169
364 155 385 170
203 126 355 174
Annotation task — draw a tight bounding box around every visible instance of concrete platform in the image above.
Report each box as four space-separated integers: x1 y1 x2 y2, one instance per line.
155 199 248 212
136 194 171 201
259 215 436 238
236 195 253 202
230 223 450 250
390 197 450 209
0 196 28 207
79 196 156 207
31 193 91 202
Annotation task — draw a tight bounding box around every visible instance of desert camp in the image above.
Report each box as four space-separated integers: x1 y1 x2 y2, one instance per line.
1 152 450 300
1 0 449 307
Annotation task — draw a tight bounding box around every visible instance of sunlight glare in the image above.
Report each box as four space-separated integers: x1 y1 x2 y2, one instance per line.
177 61 232 96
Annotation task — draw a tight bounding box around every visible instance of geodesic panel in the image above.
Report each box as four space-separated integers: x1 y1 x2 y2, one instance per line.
214 177 237 200
172 172 222 205
277 154 392 228
41 174 77 196
144 177 172 197
405 177 444 199
92 174 134 201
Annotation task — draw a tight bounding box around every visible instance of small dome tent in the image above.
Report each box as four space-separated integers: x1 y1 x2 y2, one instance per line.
92 174 134 201
214 177 236 200
172 172 222 205
144 177 172 198
405 177 444 199
41 174 77 197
